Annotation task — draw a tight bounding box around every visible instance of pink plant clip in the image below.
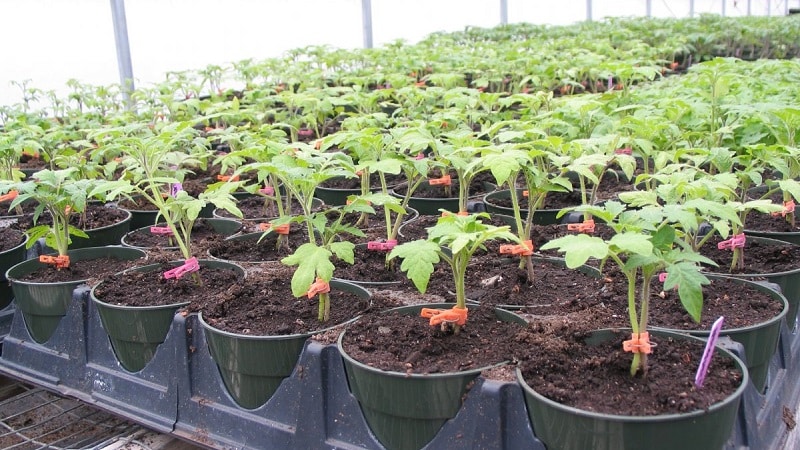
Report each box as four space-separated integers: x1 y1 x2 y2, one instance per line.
163 257 200 280
415 153 425 160
658 272 668 283
367 239 398 251
615 148 632 155
771 200 795 217
717 233 746 250
150 226 174 235
259 186 275 196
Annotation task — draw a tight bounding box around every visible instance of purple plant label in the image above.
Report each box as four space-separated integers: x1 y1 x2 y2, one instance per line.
608 76 613 91
170 182 183 197
695 316 725 388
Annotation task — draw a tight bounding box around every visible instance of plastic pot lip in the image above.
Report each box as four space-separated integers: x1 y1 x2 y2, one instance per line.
82 208 132 233
654 274 789 335
89 258 247 310
337 302 519 380
198 278 371 340
0 229 27 256
5 245 147 285
515 328 749 423
701 235 800 277
122 218 243 250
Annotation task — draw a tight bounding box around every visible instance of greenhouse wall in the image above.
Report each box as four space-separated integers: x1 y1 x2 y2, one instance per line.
0 0 795 108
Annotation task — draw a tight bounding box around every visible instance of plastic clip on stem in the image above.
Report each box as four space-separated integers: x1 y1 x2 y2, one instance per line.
567 219 595 234
306 278 330 298
420 306 468 327
258 222 290 234
259 186 275 196
163 257 200 280
428 175 451 186
217 174 240 182
39 255 70 269
367 239 397 252
0 190 18 202
717 233 746 250
623 332 652 355
771 200 795 217
150 226 174 235
499 240 534 256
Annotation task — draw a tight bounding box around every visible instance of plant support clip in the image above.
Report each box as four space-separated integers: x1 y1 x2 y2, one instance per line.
771 200 795 217
567 219 595 234
217 174 240 182
499 240 534 256
623 331 652 354
428 175 451 186
306 278 330 298
0 190 18 202
258 222 290 234
163 257 200 279
39 255 70 269
420 306 468 327
367 239 397 251
150 226 174 235
259 186 275 196
717 233 746 250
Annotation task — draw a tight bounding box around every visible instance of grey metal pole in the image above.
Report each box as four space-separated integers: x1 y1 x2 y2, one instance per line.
586 0 592 21
747 0 752 15
646 0 652 17
767 0 772 15
689 0 695 17
722 0 726 16
109 0 134 109
362 0 373 49
500 0 508 24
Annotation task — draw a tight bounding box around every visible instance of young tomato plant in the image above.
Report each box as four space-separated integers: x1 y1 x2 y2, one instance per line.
541 201 715 376
388 213 519 334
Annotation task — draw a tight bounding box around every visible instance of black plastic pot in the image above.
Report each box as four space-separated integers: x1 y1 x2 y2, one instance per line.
0 229 27 310
517 329 748 450
5 246 146 344
483 189 564 225
338 304 526 450
199 280 370 409
653 275 788 393
390 180 492 216
63 207 132 250
90 259 245 372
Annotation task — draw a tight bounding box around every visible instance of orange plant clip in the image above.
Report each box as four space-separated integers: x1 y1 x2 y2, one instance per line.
420 306 468 327
217 174 240 182
622 332 652 354
39 255 70 269
441 210 468 217
771 200 796 217
567 219 595 234
0 190 18 203
428 175 451 186
499 240 534 257
522 190 529 197
258 222 290 235
306 278 330 298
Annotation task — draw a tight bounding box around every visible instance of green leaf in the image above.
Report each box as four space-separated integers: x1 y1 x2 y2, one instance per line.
609 232 653 256
540 234 608 268
388 240 441 293
281 243 334 298
664 262 710 323
329 241 355 265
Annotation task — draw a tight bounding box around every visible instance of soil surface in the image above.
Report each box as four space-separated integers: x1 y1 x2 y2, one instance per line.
215 196 320 220
319 173 404 190
15 256 145 285
13 204 128 231
0 228 25 252
198 265 371 335
339 303 525 374
93 264 241 308
701 234 800 274
118 196 160 211
745 211 799 233
392 171 494 201
123 219 238 250
208 227 309 263
516 323 742 416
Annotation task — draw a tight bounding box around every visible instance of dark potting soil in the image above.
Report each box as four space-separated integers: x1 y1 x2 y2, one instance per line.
333 244 417 284
340 303 525 374
516 323 743 416
94 264 240 308
198 265 370 335
208 227 309 263
118 197 159 211
489 189 584 211
15 204 127 231
701 234 800 274
16 256 144 284
319 172 405 190
0 227 25 252
392 174 492 201
215 196 317 220
123 219 233 249
745 211 799 233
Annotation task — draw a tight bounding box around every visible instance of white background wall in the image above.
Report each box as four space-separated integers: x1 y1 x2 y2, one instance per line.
0 0 793 108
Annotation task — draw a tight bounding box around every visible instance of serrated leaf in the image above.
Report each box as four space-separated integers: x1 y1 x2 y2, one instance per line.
388 240 441 293
281 243 334 298
664 262 709 322
609 232 653 256
329 241 355 264
540 234 608 268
